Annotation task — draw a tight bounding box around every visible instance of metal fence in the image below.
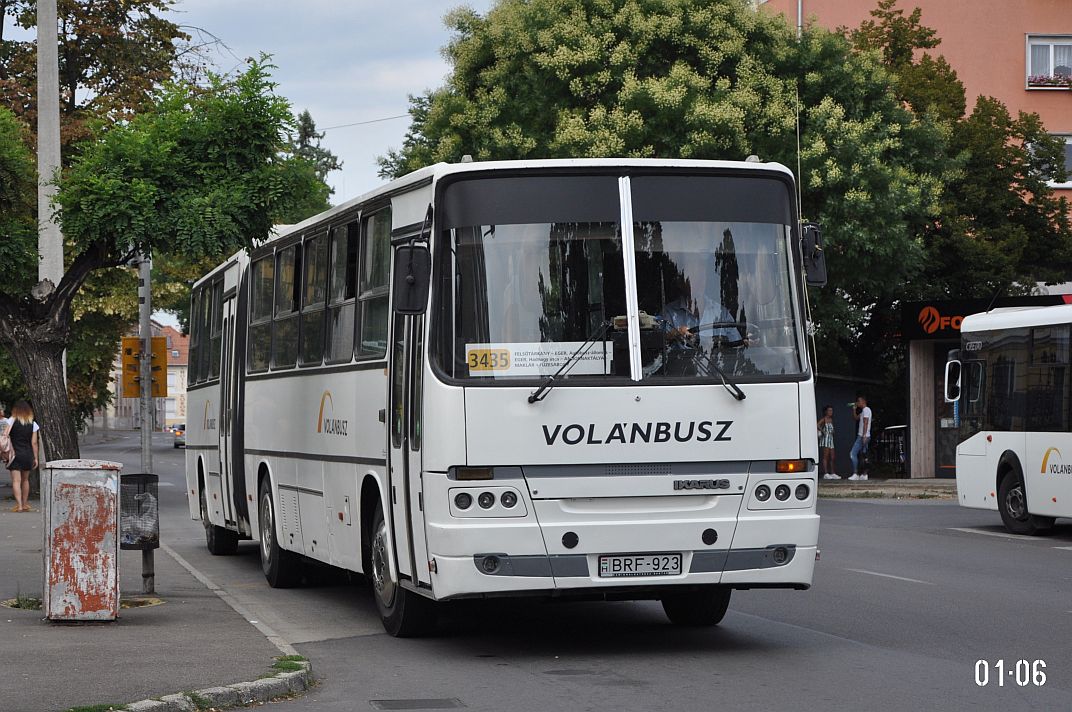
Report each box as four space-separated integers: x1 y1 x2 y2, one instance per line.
871 425 907 475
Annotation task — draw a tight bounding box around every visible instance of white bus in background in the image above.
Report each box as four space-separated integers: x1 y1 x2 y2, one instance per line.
185 158 828 636
946 305 1072 534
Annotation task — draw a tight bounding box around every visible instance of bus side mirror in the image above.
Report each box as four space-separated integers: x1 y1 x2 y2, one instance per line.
801 223 827 287
944 359 962 403
392 245 431 315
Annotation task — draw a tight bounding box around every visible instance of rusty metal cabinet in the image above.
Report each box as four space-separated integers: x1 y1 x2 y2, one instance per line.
42 459 123 621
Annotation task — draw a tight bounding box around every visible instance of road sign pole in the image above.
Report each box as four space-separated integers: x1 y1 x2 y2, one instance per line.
138 254 155 594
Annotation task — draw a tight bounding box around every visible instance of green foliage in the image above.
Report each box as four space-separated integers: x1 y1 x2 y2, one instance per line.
57 58 299 262
0 108 36 295
381 0 947 372
2 0 191 145
849 0 937 70
274 110 341 225
919 99 1072 299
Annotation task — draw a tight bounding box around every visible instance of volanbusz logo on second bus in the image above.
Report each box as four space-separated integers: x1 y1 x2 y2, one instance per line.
542 420 732 446
317 390 348 436
1041 447 1072 474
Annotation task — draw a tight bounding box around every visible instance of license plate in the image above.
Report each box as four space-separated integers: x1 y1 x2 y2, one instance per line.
598 553 682 578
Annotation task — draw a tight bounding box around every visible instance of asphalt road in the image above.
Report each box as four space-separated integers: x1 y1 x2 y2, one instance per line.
86 431 1072 712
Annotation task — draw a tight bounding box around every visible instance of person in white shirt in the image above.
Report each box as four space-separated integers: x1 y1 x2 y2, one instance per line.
848 395 872 481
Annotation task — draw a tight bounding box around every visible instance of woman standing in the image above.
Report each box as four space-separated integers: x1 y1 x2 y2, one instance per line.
7 401 39 512
818 405 838 480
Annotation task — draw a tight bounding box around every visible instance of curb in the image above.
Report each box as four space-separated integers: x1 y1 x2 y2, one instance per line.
120 659 313 712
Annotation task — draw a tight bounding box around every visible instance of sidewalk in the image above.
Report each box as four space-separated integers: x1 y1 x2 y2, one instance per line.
0 482 283 712
818 477 957 499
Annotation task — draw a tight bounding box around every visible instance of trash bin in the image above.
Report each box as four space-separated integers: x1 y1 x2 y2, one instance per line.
120 474 159 550
42 459 123 622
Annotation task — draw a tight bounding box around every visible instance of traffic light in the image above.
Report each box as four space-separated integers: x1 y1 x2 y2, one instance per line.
121 336 168 398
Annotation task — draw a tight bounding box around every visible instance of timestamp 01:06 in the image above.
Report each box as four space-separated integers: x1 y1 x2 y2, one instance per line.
975 660 1046 687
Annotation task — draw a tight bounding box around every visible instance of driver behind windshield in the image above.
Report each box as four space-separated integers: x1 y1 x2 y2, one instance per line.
660 250 742 349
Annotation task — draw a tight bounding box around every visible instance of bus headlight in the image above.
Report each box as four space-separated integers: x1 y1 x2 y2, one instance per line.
795 484 810 500
454 492 473 510
478 491 496 509
775 484 791 501
755 485 771 502
500 491 518 508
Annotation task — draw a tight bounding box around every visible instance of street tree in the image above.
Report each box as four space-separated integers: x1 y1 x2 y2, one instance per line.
273 109 342 226
379 0 946 378
0 59 309 459
0 0 203 428
0 0 191 146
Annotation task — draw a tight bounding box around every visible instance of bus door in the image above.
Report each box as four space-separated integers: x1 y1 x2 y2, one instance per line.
219 294 237 525
388 312 431 588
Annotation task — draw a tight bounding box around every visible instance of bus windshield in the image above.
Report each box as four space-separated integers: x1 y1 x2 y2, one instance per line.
437 174 804 382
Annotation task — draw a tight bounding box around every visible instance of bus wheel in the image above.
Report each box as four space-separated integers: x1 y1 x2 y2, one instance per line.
661 586 732 626
998 470 1054 536
370 505 437 637
258 481 302 587
201 485 238 555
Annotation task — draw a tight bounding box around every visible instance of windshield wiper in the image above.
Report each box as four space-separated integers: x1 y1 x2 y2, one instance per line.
528 320 612 404
695 351 747 401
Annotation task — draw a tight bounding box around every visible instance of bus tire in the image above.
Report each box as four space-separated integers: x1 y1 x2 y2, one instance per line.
997 469 1054 536
370 505 437 637
258 480 302 588
661 586 732 626
201 485 238 555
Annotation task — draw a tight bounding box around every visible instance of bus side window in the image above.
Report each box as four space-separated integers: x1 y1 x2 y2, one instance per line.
247 255 274 372
358 208 391 359
326 223 358 363
209 280 223 379
300 234 328 366
273 244 300 368
198 282 214 380
190 288 202 383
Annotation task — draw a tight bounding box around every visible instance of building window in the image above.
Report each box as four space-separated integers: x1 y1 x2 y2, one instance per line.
1049 135 1072 189
1028 36 1072 88
172 349 180 358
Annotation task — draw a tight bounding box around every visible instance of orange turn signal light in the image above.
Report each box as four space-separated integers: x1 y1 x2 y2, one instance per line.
776 459 808 474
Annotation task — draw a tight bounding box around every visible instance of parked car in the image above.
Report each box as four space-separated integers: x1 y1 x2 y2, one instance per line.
173 424 186 448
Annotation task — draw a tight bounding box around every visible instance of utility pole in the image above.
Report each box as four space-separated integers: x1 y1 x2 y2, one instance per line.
36 0 63 480
138 254 155 594
37 0 63 285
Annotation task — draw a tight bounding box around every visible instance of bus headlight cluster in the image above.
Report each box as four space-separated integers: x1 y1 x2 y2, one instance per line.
750 480 813 510
450 486 527 518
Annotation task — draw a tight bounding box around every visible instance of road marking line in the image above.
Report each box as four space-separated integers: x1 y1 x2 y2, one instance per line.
161 542 297 656
844 568 935 585
1053 546 1072 551
948 527 1040 541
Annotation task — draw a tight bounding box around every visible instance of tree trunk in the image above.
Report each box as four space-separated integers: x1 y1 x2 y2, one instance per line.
9 337 80 462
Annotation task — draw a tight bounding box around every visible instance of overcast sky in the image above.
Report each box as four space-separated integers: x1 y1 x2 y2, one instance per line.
175 0 494 202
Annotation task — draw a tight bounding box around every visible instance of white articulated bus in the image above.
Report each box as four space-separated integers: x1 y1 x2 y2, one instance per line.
185 158 827 636
946 304 1072 535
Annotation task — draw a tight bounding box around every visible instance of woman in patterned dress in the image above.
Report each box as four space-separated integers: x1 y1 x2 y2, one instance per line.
817 405 838 480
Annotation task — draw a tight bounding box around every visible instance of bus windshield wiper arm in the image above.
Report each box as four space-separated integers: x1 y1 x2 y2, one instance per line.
528 320 612 404
697 352 747 401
